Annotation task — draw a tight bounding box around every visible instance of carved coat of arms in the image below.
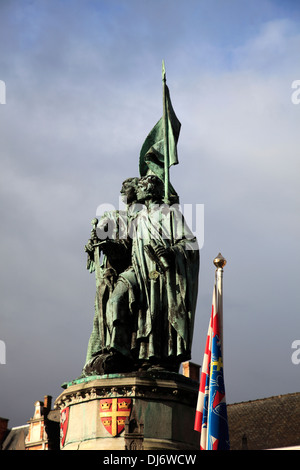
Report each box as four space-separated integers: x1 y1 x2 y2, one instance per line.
60 406 69 447
100 398 131 436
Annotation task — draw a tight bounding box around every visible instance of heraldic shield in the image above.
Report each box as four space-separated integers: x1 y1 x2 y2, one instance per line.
60 406 69 447
100 398 132 436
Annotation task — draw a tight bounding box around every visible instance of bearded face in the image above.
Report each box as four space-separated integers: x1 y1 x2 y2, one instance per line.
136 175 164 202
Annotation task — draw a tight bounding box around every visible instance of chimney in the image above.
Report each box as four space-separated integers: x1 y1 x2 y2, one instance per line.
43 395 52 415
0 417 9 445
182 361 200 382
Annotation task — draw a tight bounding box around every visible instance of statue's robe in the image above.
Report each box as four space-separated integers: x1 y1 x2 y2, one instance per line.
126 203 199 368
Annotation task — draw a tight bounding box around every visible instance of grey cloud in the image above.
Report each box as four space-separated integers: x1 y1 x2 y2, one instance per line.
0 1 299 427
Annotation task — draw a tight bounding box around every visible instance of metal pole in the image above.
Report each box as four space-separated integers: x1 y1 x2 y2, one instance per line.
162 60 170 205
213 253 227 360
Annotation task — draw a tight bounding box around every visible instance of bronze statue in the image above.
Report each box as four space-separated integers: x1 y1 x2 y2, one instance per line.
82 174 199 376
81 63 199 376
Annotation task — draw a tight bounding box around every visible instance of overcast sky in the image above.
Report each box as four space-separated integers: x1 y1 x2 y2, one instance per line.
0 0 299 428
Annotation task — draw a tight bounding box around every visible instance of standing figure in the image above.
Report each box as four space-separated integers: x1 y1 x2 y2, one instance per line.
129 174 199 372
82 177 140 376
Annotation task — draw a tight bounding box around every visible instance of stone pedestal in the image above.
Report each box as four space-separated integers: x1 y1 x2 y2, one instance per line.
54 371 199 450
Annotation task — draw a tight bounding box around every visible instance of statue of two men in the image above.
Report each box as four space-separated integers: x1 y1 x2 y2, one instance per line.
82 175 199 376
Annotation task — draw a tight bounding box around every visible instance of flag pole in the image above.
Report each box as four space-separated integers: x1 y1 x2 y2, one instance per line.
194 252 230 449
162 60 170 205
213 252 227 359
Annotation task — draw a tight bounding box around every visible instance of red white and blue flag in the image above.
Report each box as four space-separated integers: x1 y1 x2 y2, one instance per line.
194 279 230 450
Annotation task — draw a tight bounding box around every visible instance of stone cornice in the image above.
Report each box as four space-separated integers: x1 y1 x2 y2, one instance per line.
54 373 198 410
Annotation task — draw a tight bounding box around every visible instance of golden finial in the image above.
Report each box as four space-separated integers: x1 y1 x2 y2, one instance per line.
213 252 227 269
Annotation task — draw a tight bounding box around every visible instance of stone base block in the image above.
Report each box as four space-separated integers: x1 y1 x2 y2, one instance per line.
54 371 199 450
